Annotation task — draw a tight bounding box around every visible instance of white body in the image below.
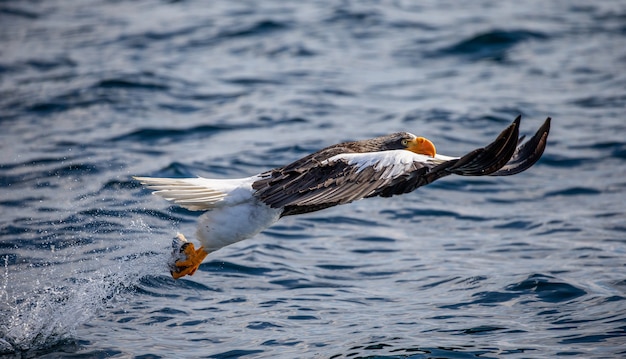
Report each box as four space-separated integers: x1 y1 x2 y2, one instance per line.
195 191 282 252
135 176 282 253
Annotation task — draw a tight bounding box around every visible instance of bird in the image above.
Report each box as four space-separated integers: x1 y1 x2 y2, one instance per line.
134 116 550 279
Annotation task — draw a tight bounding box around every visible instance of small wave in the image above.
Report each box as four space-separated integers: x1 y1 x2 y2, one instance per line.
183 19 290 49
330 343 505 359
0 5 39 19
381 207 486 222
505 274 587 303
0 159 100 189
95 78 169 91
23 71 186 115
316 264 362 271
462 325 509 335
199 260 273 277
438 29 548 62
351 247 399 255
210 349 264 359
0 57 76 74
220 20 290 39
221 76 284 86
325 7 382 26
27 95 111 114
544 186 602 197
571 94 626 109
186 91 247 103
110 124 229 144
303 215 381 227
269 278 345 290
353 236 396 243
134 275 217 298
538 153 591 168
585 141 626 160
118 23 207 43
442 274 587 310
493 220 541 230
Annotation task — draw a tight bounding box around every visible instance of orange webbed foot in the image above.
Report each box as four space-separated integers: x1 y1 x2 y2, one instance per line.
169 234 208 279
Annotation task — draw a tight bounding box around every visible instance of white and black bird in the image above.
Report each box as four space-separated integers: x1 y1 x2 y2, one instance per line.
135 116 550 279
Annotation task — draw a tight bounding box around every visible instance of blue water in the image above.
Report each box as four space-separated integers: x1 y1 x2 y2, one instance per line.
1 0 625 358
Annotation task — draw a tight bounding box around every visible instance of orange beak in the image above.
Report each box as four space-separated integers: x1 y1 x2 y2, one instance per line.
407 137 436 157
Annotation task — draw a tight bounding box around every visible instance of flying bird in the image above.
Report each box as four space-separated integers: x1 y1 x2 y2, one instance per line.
135 116 550 279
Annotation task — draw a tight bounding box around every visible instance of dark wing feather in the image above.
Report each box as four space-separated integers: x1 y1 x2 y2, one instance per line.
489 117 550 176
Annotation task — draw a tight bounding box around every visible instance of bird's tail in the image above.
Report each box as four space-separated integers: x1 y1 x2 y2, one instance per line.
133 176 229 211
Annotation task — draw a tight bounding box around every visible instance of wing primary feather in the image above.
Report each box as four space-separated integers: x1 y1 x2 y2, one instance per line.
448 116 520 176
490 117 551 176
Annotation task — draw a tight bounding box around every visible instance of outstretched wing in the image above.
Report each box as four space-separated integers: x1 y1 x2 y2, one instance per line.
253 116 549 216
254 150 443 216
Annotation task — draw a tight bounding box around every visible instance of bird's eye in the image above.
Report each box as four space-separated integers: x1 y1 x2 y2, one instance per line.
401 139 409 146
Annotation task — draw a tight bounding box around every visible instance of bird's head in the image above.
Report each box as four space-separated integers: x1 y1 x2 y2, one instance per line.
385 132 437 157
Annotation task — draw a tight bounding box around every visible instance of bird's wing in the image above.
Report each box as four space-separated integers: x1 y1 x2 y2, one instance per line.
254 116 550 216
254 150 442 216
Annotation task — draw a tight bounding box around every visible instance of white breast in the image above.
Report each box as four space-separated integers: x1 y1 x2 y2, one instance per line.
194 186 282 253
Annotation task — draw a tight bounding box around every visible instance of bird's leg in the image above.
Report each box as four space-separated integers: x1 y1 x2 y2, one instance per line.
169 233 209 279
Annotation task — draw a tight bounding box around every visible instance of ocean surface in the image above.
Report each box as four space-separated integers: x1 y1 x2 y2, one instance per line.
1 0 625 358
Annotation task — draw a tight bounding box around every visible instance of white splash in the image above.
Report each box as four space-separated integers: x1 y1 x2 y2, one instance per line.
0 218 169 355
